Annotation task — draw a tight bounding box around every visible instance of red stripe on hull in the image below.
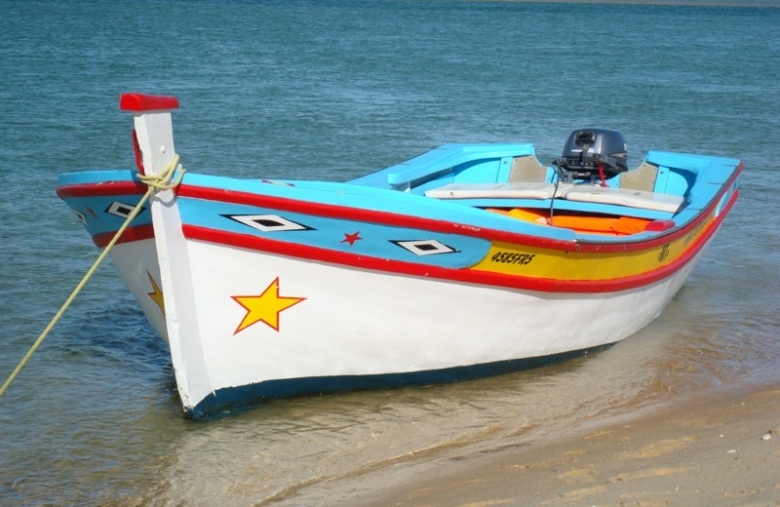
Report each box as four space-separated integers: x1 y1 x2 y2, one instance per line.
56 181 147 198
93 224 155 247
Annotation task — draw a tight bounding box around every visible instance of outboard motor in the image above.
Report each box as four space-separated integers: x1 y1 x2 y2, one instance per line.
553 128 628 183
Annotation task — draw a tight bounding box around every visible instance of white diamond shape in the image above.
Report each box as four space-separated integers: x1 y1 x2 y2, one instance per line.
393 239 456 256
106 201 140 218
228 214 311 232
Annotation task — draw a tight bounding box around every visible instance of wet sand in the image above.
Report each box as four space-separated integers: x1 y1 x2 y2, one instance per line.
359 383 780 507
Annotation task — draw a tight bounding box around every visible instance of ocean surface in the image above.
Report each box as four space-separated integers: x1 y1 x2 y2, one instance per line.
1 1 779 505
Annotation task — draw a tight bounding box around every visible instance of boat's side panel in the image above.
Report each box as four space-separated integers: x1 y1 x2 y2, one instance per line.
178 198 493 269
55 169 738 327
179 232 711 416
56 175 152 245
471 207 716 281
107 240 168 341
56 174 168 341
173 178 737 294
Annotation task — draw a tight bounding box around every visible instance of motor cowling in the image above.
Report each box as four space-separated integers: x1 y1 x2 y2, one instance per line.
554 128 628 180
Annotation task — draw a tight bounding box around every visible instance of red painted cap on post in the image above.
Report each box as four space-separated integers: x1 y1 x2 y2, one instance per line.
120 93 179 112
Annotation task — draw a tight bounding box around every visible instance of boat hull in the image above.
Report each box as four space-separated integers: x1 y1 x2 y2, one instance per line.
57 166 737 419
171 234 709 418
55 96 742 419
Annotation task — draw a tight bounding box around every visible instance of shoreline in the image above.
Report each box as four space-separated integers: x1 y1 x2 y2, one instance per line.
351 381 780 506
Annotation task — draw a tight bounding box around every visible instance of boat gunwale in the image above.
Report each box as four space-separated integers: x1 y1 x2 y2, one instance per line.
175 168 738 254
55 161 741 256
179 188 735 294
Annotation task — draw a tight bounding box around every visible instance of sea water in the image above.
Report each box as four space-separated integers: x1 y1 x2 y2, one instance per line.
1 1 779 505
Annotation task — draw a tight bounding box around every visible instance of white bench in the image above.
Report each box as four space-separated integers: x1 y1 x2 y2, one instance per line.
424 182 571 200
424 182 684 213
563 186 684 213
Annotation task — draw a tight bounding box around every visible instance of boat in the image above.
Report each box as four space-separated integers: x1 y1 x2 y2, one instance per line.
56 93 742 419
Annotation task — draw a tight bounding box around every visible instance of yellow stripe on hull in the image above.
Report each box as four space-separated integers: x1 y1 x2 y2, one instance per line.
472 212 715 281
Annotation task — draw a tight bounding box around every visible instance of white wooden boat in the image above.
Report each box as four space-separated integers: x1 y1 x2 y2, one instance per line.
57 94 742 419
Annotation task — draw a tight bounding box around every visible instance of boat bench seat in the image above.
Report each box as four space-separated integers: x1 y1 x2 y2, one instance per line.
424 182 569 200
424 183 685 213
563 186 685 213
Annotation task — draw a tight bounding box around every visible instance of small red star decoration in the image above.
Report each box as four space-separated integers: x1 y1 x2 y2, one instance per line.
341 231 363 246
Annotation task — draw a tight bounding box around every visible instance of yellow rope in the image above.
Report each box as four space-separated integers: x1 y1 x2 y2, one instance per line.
0 156 185 397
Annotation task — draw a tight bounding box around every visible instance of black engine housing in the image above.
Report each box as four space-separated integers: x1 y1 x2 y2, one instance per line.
554 128 628 180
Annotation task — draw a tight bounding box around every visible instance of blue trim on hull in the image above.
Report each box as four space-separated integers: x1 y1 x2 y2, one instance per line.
184 344 613 421
178 197 492 269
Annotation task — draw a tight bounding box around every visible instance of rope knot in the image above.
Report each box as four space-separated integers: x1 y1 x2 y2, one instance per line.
137 154 186 191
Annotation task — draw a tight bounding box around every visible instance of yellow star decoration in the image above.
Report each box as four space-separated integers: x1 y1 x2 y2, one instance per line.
231 277 306 335
147 271 165 317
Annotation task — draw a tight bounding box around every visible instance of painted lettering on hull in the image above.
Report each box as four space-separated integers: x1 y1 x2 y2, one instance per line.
491 252 536 265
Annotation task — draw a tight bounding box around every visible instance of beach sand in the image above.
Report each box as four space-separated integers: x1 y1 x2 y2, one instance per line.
358 383 780 507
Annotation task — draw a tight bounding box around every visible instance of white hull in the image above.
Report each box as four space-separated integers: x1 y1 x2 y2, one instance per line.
111 233 710 416
109 239 169 342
